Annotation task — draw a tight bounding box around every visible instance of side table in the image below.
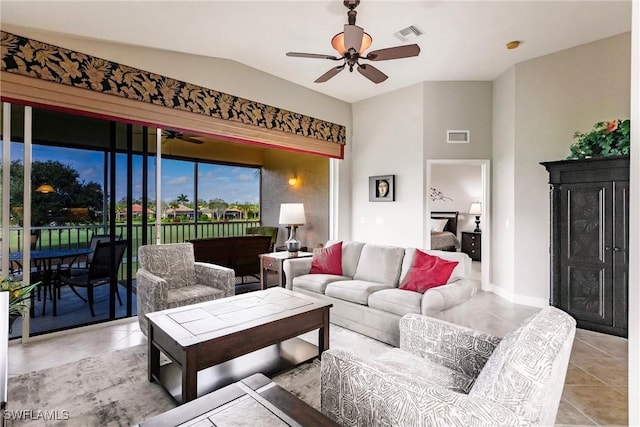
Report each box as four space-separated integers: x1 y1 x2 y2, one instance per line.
259 251 313 290
275 245 308 252
461 231 482 261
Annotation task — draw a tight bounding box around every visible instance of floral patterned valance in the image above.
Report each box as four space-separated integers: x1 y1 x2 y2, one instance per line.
0 31 346 145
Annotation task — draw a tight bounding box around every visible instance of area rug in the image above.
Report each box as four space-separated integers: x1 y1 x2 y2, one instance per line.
7 325 390 426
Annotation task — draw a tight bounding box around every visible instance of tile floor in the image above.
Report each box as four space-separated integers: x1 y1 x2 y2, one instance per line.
8 286 628 426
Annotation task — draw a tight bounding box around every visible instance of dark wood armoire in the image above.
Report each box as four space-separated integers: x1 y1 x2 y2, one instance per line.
541 156 629 337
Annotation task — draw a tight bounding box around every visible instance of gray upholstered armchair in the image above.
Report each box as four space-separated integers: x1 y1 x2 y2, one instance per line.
321 306 576 426
136 242 235 335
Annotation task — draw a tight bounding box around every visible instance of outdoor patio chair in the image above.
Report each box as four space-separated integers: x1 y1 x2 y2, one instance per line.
64 233 121 277
59 240 127 316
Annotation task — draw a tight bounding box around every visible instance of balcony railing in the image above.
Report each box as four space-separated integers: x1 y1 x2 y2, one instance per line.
3 220 262 256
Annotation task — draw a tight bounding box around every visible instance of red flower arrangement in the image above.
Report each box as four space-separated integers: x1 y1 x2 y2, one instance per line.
568 119 630 159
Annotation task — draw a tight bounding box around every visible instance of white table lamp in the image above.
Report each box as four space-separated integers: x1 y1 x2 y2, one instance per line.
469 202 482 232
279 203 306 252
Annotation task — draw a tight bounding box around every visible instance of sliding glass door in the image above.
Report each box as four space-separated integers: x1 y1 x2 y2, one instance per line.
2 104 147 338
2 102 262 340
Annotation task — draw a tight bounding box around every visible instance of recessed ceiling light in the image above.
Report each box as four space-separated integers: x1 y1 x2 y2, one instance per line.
506 40 521 50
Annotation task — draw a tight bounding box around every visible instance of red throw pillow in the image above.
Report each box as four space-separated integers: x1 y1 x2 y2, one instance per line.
309 242 343 275
400 250 458 293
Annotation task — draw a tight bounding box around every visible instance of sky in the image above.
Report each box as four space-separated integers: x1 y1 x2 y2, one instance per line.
13 144 260 205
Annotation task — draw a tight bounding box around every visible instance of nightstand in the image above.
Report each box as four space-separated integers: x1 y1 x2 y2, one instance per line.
259 251 313 290
461 232 481 262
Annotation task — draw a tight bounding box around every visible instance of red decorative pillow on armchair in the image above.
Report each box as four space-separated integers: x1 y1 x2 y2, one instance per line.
400 250 458 293
309 242 343 275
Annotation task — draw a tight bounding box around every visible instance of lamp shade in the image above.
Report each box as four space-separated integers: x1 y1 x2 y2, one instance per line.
331 31 372 55
469 202 482 216
279 203 306 225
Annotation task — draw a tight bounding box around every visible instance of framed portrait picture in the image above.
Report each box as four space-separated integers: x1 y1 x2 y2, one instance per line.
369 175 395 202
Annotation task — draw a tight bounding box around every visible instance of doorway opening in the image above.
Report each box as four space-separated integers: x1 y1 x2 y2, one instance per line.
426 159 490 291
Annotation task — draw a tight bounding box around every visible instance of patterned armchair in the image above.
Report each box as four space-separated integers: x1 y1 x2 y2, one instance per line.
321 306 576 426
136 243 235 336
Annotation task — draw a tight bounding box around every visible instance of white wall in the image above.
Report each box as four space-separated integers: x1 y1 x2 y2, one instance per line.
423 82 493 160
350 83 424 247
491 68 516 297
628 3 639 423
350 81 492 248
510 33 631 305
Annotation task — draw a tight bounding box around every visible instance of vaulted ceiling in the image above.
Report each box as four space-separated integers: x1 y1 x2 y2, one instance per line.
0 1 632 103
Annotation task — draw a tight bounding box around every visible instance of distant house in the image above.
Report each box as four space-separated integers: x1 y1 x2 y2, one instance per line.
223 208 242 220
116 203 153 221
199 207 213 219
165 204 195 220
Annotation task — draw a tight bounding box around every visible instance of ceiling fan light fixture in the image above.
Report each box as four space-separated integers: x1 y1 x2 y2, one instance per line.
331 31 372 55
36 184 56 194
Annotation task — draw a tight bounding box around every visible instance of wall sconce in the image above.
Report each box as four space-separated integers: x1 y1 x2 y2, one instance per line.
288 176 298 186
36 184 56 194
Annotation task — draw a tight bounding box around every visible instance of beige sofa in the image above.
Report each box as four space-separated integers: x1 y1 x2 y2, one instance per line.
283 240 477 346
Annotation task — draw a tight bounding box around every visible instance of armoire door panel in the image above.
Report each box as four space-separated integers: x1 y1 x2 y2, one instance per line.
613 181 629 330
565 265 611 325
563 183 611 263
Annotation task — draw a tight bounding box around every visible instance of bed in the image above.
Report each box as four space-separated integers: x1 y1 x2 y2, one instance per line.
430 211 460 251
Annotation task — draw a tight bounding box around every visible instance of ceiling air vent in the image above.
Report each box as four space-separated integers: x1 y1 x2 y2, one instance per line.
394 25 423 42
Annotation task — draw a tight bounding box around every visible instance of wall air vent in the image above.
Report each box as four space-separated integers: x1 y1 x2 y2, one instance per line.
447 130 470 144
394 25 423 42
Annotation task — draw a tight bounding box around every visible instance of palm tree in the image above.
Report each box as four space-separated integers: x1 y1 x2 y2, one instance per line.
176 194 189 205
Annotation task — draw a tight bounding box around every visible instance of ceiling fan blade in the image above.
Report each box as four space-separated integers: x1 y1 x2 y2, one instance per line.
315 65 345 83
180 136 205 145
162 130 204 145
366 44 421 61
286 52 340 60
357 63 388 84
344 24 364 52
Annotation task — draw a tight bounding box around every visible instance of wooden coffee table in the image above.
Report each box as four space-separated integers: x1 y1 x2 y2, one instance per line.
146 287 332 404
138 373 339 426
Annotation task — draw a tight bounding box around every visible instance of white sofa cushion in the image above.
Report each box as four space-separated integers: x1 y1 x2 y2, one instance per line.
293 274 351 294
352 244 405 286
368 288 421 317
325 280 393 305
327 240 365 278
400 248 470 284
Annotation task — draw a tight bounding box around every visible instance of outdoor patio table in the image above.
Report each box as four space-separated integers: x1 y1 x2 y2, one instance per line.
5 248 92 316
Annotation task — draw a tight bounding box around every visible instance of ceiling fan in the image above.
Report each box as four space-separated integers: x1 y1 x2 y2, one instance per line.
161 130 204 145
286 0 420 84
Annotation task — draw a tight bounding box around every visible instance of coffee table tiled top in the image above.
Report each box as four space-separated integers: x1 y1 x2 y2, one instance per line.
151 287 326 342
147 287 332 403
